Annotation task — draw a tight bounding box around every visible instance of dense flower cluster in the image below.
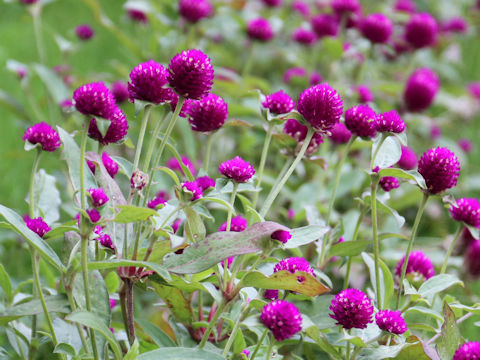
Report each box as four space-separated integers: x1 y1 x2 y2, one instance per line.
375 310 407 334
128 60 170 104
449 198 480 227
247 18 274 42
376 110 405 133
344 105 377 138
218 215 248 232
404 68 440 112
218 156 255 183
330 289 373 329
418 147 460 194
395 250 435 281
453 342 480 360
260 300 302 341
22 122 61 152
187 93 228 132
24 216 50 238
274 257 315 276
262 90 295 115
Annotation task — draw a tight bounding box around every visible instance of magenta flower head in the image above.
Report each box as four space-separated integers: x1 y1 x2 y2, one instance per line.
88 188 109 207
169 92 193 118
431 124 442 139
264 289 279 300
262 90 295 115
188 93 228 132
73 82 116 119
361 13 393 44
86 208 101 223
87 160 96 174
218 215 248 232
310 71 323 85
109 298 117 309
147 190 170 209
179 0 213 23
344 105 377 138
441 17 468 34
127 8 148 23
166 156 196 176
130 170 148 190
271 230 292 244
331 0 360 15
311 14 339 38
418 147 460 194
449 198 480 227
404 68 440 112
21 0 39 4
394 0 416 13
466 240 480 278
283 118 324 155
260 300 302 341
247 18 274 42
375 310 407 334
376 110 405 133
468 82 480 100
453 342 480 360
94 226 114 251
76 24 95 40
167 49 214 100
459 139 473 154
24 216 50 238
218 156 255 183
274 257 315 276
397 146 417 170
328 122 352 144
405 13 438 49
356 85 374 103
111 81 129 103
22 122 61 152
292 0 310 18
297 83 343 134
292 28 317 46
283 67 308 84
88 107 129 145
195 176 215 192
128 60 170 104
182 181 203 201
102 152 119 178
395 250 435 281
330 289 373 329
379 176 400 192
262 0 282 7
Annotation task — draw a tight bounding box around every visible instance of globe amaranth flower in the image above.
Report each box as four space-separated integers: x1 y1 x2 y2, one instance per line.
94 226 114 251
262 90 295 115
310 71 323 85
247 18 274 42
331 0 360 15
22 122 61 152
283 119 324 155
393 0 416 13
166 156 196 176
187 93 228 132
218 156 255 183
311 14 339 38
379 176 400 192
73 82 116 119
375 310 407 334
262 0 282 7
431 124 442 139
395 250 435 281
292 28 317 46
344 105 377 138
110 81 129 103
130 170 148 190
329 289 373 329
86 208 101 223
328 122 352 144
168 91 193 118
397 146 417 170
283 67 308 84
459 139 473 153
88 107 129 145
260 300 302 341
418 147 460 194
405 13 438 49
361 13 393 44
218 215 248 232
356 85 374 103
109 298 117 309
179 0 213 23
127 8 148 23
167 49 214 100
457 227 478 256
264 289 279 300
376 110 405 134
76 24 95 40
468 82 480 100
297 83 343 134
182 180 203 201
195 176 215 192
21 0 39 4
274 257 315 276
292 0 310 18
466 240 480 278
148 190 170 209
453 341 480 360
128 60 171 104
404 68 440 112
88 188 109 207
441 17 468 34
271 230 292 244
449 198 480 227
102 152 119 178
24 216 50 238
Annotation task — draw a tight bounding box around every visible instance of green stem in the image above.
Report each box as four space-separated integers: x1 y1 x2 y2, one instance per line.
242 43 256 78
440 225 463 274
203 133 214 174
31 5 45 64
65 283 89 351
223 183 238 288
343 208 366 288
29 149 41 217
198 300 227 349
143 109 167 172
266 333 274 360
222 303 249 356
371 176 382 308
395 192 429 309
253 123 274 208
133 104 152 172
346 341 351 360
250 328 269 360
260 128 315 217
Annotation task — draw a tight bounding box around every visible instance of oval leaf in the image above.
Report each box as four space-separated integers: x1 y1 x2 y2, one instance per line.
285 225 329 249
138 347 225 360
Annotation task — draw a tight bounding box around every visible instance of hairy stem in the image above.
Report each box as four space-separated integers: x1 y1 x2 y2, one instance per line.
371 175 382 308
253 123 274 208
143 109 167 172
203 133 214 174
343 208 366 288
133 104 152 172
198 300 227 348
250 328 269 360
126 280 136 345
440 225 463 274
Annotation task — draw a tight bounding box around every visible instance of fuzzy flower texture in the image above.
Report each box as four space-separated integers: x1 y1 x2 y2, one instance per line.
218 215 248 232
418 147 460 194
188 93 228 132
375 310 407 334
453 341 480 360
395 250 435 281
247 18 274 42
260 300 302 341
262 90 295 115
274 257 315 276
449 198 480 227
344 105 377 138
24 216 50 238
219 156 255 183
22 122 61 152
330 289 373 329
128 60 170 104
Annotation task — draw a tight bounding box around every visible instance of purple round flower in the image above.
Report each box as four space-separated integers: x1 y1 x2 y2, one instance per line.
24 216 50 238
88 107 129 145
453 342 480 360
397 146 417 170
187 93 228 132
73 82 116 119
311 14 339 38
441 17 468 34
331 0 360 15
271 230 292 244
111 81 129 103
375 310 407 334
310 71 323 85
179 0 213 23
109 298 117 309
459 139 473 153
102 152 119 178
283 118 324 155
361 13 393 44
88 188 109 207
87 160 96 174
395 250 435 281
379 176 400 192
128 60 170 104
292 0 310 18
394 0 416 13
218 156 255 183
172 218 182 234
404 68 440 112
292 28 317 46
182 181 203 201
418 147 460 194
431 124 442 139
94 226 114 251
283 67 307 84
329 289 373 330
274 257 315 276
22 122 61 152
449 198 480 227
167 49 214 100
376 110 405 133
262 90 295 115
405 13 438 49
328 122 352 144
264 289 279 300
195 176 215 192
127 8 148 23
468 82 480 100
218 215 248 232
247 18 274 42
166 156 196 176
21 0 39 4
466 240 480 278
356 85 374 103
297 83 343 133
130 170 148 190
344 105 377 138
148 191 170 209
262 0 282 7
260 300 302 341
86 208 101 223
76 24 95 40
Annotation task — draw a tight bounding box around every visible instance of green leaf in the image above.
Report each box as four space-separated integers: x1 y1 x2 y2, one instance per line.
437 303 463 360
418 274 464 303
378 168 426 189
165 142 195 182
372 135 401 169
163 222 289 274
200 196 236 213
66 311 122 360
137 319 177 347
53 343 76 356
154 166 181 187
330 240 371 257
357 343 409 359
362 252 394 308
0 295 70 325
285 225 329 249
0 264 13 304
394 335 440 360
304 325 342 360
184 206 206 243
124 339 140 360
364 193 405 228
27 169 61 224
88 259 171 281
33 64 70 103
241 270 329 297
0 204 63 271
151 283 194 324
404 306 443 322
138 348 226 360
114 205 158 223
53 318 84 356
0 88 29 120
